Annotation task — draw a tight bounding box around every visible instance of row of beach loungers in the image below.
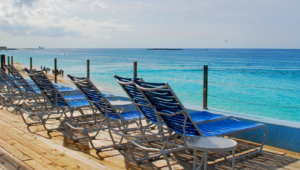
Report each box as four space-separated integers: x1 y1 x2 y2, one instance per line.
0 65 267 169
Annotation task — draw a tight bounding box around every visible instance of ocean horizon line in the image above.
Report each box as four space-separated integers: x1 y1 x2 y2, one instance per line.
3 47 300 50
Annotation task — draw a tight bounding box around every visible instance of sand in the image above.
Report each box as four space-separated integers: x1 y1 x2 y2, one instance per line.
12 63 117 93
13 63 73 85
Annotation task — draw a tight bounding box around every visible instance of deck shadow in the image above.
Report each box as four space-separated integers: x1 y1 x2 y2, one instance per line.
117 139 300 170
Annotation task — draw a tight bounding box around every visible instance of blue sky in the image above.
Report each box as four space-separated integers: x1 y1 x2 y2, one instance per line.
0 0 299 48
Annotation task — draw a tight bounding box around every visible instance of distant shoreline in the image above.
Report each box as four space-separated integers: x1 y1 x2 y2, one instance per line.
0 48 45 51
146 48 183 50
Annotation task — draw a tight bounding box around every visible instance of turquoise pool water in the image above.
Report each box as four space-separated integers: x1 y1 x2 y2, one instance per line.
2 48 300 122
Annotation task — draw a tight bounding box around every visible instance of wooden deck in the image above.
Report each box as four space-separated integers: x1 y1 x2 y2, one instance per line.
0 107 300 170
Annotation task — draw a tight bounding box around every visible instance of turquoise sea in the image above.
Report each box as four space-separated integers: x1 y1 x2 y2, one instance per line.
2 48 300 122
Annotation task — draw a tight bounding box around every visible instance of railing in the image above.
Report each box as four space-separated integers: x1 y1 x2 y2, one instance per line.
3 55 300 118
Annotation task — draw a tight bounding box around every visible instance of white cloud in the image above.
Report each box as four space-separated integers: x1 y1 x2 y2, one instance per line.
65 17 130 39
134 1 149 9
90 1 108 11
0 0 130 39
0 0 299 48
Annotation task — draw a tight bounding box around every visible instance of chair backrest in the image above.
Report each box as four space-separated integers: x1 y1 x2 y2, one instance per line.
5 65 36 93
0 68 10 87
114 75 159 124
135 81 202 136
0 70 5 90
0 68 21 93
68 75 122 120
25 68 68 107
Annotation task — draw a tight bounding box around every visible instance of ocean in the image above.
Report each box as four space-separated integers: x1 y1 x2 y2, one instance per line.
2 48 300 122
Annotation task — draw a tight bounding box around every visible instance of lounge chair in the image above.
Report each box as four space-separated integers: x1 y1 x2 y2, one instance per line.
114 75 160 126
5 65 87 102
4 66 87 126
114 76 235 166
0 68 25 109
133 81 267 169
114 75 232 126
66 75 158 151
24 68 92 132
5 65 44 111
7 65 82 97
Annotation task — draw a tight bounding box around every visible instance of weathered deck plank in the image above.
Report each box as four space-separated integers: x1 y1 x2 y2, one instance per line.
6 140 65 170
0 110 111 170
0 146 32 170
0 107 300 170
23 160 50 170
0 139 31 161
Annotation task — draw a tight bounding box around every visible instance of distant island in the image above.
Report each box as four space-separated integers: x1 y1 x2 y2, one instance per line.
147 48 183 50
0 46 7 50
0 46 18 50
0 46 46 51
